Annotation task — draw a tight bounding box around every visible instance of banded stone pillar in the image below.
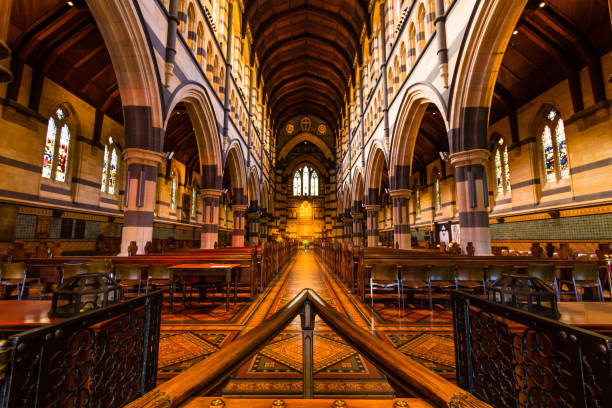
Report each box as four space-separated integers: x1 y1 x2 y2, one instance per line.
365 205 380 247
352 212 364 246
390 189 412 249
120 148 163 255
232 204 248 247
450 149 492 255
259 208 268 243
200 189 221 249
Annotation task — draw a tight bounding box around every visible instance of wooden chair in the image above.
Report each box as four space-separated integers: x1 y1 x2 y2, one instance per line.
87 260 112 276
485 264 514 297
400 265 431 309
369 263 401 308
114 264 144 298
527 263 559 301
455 265 486 294
566 263 604 301
0 262 41 300
62 263 89 284
146 264 174 293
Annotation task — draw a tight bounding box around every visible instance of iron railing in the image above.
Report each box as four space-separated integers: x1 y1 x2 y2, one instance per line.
452 290 612 408
125 289 490 408
0 290 163 408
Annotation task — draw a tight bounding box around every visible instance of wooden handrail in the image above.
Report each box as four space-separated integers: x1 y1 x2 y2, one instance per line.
126 289 489 408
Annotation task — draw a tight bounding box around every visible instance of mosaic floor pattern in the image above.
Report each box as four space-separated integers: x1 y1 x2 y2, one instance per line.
158 249 455 397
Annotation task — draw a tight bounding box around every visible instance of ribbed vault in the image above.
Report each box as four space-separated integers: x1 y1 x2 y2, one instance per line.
244 0 368 132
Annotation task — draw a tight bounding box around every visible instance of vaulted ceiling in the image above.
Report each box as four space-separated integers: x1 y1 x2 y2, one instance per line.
244 0 368 133
8 0 122 123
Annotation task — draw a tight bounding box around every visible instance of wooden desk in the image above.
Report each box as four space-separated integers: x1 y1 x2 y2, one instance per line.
558 302 612 336
169 264 241 312
0 300 59 338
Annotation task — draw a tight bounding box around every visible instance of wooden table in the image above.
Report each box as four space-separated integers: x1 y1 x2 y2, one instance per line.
169 263 241 312
0 300 59 338
558 302 612 336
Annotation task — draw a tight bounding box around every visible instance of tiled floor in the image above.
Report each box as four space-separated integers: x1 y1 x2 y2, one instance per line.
157 249 455 397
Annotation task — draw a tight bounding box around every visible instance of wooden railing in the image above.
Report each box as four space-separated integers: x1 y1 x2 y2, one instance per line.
125 289 490 408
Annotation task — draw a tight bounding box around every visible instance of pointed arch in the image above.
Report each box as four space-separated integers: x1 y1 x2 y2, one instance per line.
365 142 388 204
224 141 247 204
247 167 261 206
165 83 223 189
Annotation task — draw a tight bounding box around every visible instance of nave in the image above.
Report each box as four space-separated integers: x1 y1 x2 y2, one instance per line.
157 249 455 398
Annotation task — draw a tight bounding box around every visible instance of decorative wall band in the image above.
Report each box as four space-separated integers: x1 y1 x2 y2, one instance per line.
123 210 154 227
458 211 489 228
0 155 41 173
72 177 101 190
394 225 410 234
541 185 572 197
40 184 71 196
511 178 540 190
100 197 118 205
455 164 485 182
570 157 612 175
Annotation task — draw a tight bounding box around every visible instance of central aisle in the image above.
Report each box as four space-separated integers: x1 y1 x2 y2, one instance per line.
157 249 455 395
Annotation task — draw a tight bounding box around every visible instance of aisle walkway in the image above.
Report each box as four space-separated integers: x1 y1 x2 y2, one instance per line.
156 249 455 397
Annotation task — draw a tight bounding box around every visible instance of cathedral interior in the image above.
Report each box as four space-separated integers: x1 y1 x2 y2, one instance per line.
0 0 611 407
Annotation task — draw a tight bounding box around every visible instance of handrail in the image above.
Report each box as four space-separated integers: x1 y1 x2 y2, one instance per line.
126 289 489 408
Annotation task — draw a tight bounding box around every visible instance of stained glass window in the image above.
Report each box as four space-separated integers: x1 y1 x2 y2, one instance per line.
293 173 301 196
556 119 569 180
503 146 511 193
42 117 57 179
108 148 118 194
171 173 177 210
192 187 197 217
416 188 421 216
541 109 570 183
495 149 503 195
434 171 441 211
101 145 109 192
311 172 318 196
42 108 71 182
542 126 555 182
293 166 319 197
302 167 309 196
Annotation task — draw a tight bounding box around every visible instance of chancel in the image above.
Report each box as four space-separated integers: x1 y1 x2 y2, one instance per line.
0 0 610 407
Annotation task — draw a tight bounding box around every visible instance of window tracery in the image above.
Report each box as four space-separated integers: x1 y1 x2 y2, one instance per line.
493 137 511 196
42 107 71 182
101 137 118 194
293 166 319 197
541 108 570 183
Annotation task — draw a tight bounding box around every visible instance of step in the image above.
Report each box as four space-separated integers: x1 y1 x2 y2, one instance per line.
183 397 434 408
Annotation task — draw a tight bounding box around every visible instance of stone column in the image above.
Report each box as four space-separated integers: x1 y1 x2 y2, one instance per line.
450 149 491 255
365 205 380 247
232 204 248 247
200 189 222 248
120 148 163 255
352 212 364 246
390 189 412 249
259 208 269 243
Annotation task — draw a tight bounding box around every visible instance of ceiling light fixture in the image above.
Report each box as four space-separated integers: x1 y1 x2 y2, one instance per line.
539 2 546 7
512 30 519 36
67 1 74 6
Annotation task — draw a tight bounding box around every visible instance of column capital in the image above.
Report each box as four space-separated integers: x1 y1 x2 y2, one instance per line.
365 204 380 212
232 204 249 212
390 189 412 199
200 188 223 199
449 149 490 168
122 148 164 167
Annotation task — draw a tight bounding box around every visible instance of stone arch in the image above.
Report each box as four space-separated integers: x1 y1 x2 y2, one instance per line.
352 167 365 204
389 83 448 190
365 142 388 205
86 0 164 149
342 183 352 211
277 133 334 160
284 155 329 179
449 0 527 152
247 166 261 206
165 83 223 190
224 141 247 204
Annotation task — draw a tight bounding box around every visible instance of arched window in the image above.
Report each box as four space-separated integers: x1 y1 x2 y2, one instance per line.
178 0 187 37
408 23 416 66
196 23 205 65
187 4 196 51
493 137 511 195
170 171 178 210
541 108 570 183
293 166 319 196
433 169 441 211
415 188 421 216
417 4 426 52
101 137 119 194
42 107 71 182
427 0 436 36
191 185 197 218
